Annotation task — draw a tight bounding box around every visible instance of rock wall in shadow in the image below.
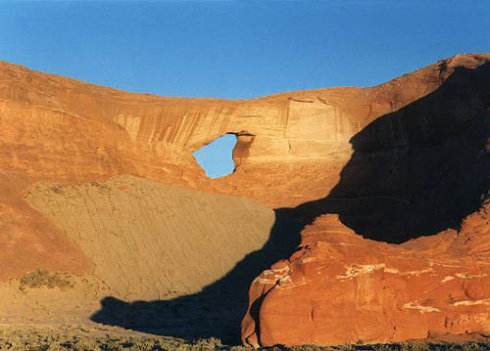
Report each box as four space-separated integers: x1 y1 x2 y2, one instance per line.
90 62 490 343
285 62 490 243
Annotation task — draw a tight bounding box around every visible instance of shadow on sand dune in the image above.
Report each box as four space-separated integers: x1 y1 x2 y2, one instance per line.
91 63 490 343
90 210 302 344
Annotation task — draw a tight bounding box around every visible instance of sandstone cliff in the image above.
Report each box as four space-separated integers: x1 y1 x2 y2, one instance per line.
242 54 490 346
3 54 488 208
0 54 488 346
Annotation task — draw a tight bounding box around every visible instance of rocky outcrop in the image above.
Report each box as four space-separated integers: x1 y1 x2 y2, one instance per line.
242 207 490 346
242 54 490 346
2 54 488 209
0 54 489 345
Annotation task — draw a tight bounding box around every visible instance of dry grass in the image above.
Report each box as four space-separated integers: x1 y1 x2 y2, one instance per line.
19 268 74 291
0 331 487 351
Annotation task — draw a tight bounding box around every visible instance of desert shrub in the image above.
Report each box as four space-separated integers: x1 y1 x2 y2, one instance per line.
398 342 429 351
19 268 73 291
461 343 486 351
190 337 224 350
289 345 328 351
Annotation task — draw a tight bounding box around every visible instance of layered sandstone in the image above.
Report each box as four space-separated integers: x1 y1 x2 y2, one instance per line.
242 206 490 346
2 54 488 209
242 54 490 346
0 54 488 345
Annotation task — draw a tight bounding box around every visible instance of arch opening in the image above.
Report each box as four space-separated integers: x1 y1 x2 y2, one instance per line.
193 134 238 179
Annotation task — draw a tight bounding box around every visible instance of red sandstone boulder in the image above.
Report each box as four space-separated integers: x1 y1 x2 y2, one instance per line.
242 206 490 347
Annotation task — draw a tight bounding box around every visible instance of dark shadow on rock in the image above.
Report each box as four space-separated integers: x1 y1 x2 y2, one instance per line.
91 62 490 343
90 210 302 344
281 62 490 243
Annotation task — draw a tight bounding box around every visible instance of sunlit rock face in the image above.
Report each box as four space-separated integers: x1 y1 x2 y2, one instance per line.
0 54 488 345
242 54 490 347
242 207 490 347
3 55 486 209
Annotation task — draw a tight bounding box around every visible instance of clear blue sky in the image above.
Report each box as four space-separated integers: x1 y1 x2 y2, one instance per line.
1 1 489 99
1 0 489 177
193 134 237 178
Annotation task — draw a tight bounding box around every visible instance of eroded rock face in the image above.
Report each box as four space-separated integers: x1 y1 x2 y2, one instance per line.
242 54 490 346
242 207 490 346
1 54 488 209
0 54 489 344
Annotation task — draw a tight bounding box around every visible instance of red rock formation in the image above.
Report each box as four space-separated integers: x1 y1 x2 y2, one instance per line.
242 54 490 346
242 206 490 346
0 53 489 345
2 54 488 208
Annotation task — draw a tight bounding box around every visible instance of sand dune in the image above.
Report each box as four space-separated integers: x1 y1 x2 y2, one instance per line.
25 175 275 301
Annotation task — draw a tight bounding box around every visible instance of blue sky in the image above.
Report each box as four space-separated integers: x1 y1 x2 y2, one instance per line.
193 134 237 178
1 0 489 176
2 1 489 99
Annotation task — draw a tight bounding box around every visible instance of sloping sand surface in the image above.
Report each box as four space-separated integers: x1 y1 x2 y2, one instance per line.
25 175 275 301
